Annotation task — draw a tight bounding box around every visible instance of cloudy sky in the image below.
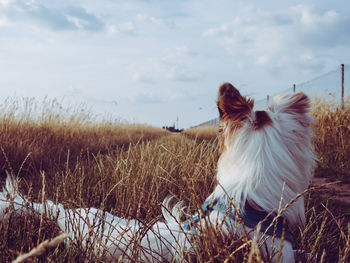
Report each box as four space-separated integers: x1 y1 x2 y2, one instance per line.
1 0 349 128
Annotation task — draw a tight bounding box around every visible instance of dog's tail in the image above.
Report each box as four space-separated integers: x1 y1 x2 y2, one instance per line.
0 175 66 231
161 196 188 225
0 174 25 221
4 175 16 196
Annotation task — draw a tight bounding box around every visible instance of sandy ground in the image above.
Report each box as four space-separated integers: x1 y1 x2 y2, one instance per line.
311 177 350 204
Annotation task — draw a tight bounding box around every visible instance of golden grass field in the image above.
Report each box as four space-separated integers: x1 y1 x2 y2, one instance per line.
0 97 349 262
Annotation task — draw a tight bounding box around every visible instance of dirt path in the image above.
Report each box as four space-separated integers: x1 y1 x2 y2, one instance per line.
311 177 350 204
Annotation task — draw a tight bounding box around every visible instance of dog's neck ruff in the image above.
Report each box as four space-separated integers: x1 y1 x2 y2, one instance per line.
183 199 293 243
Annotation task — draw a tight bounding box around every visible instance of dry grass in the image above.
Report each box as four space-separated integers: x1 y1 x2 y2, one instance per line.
0 97 168 186
12 233 69 263
182 126 218 141
312 97 350 183
0 97 349 262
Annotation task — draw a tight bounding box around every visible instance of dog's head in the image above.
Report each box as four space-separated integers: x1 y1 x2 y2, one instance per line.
216 83 315 226
217 82 311 152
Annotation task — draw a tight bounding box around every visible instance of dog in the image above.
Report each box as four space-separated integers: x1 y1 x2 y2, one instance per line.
0 83 316 262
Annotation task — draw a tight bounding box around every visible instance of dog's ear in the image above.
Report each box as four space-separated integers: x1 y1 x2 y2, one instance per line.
269 92 311 127
269 92 310 115
217 83 253 124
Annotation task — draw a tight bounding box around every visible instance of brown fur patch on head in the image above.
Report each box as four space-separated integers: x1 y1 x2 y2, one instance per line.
253 110 272 130
217 83 254 153
217 83 254 125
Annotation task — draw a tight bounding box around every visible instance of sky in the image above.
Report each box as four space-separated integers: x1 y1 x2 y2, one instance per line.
1 0 350 128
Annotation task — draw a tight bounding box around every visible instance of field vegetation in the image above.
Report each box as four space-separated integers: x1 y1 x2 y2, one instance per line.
312 97 350 183
0 97 349 262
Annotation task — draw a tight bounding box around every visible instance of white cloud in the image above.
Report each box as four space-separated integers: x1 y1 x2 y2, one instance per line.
299 7 338 27
106 24 119 36
255 55 269 66
131 70 154 83
203 18 240 37
0 0 13 7
130 45 200 85
0 0 105 31
119 21 136 34
0 16 9 26
66 15 87 30
116 12 175 36
162 45 197 61
203 5 350 72
135 13 175 28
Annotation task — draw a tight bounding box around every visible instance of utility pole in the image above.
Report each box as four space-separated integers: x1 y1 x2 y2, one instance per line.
341 64 345 109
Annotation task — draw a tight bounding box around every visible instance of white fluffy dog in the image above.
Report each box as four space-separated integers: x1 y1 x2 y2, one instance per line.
0 83 316 262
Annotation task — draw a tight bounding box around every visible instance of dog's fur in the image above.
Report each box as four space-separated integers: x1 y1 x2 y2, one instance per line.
0 83 316 262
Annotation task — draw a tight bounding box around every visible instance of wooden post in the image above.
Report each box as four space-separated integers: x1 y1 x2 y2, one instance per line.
293 84 296 93
341 64 344 109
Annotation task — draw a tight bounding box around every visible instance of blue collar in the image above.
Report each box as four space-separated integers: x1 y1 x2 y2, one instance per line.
183 198 293 243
